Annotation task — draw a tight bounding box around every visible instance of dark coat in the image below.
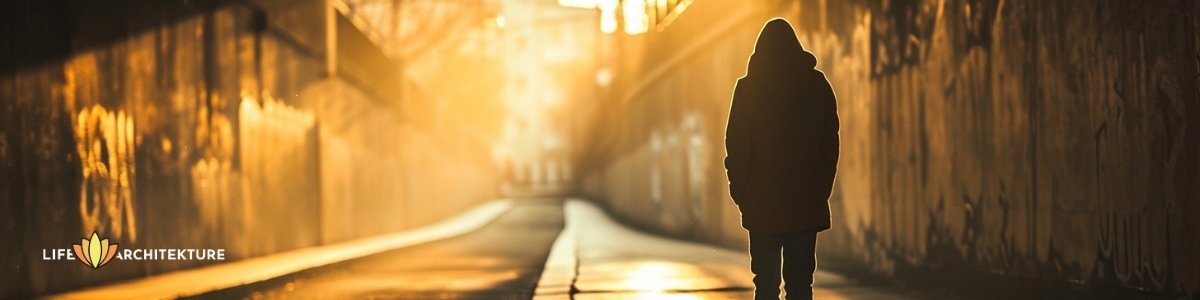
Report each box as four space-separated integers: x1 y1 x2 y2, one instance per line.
724 18 839 234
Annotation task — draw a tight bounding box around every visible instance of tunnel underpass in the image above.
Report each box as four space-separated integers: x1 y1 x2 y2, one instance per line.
3 0 1199 299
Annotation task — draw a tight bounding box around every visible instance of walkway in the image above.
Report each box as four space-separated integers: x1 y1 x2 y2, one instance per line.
49 198 924 299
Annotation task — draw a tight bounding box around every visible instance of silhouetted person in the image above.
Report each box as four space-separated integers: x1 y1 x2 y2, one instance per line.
724 18 839 300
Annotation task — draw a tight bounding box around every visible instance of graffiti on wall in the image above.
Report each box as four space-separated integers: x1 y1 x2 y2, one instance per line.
72 104 138 242
585 0 1199 296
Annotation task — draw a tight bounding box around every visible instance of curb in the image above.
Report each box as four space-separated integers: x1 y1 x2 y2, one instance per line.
45 200 513 300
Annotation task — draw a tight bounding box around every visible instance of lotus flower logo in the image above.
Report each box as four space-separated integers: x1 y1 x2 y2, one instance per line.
72 232 118 269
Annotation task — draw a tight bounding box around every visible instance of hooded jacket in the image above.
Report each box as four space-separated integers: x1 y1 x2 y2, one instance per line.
724 18 839 233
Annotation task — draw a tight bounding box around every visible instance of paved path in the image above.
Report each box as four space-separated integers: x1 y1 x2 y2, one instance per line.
537 200 917 300
55 198 927 299
45 201 514 300
193 198 564 299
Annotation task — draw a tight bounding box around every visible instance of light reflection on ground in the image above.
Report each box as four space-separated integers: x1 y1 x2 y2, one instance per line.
560 200 918 300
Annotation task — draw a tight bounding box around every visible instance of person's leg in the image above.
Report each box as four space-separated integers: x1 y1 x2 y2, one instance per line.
780 231 818 300
749 231 784 300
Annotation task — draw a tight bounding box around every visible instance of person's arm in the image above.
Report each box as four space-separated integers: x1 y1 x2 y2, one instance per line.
819 77 840 175
725 80 754 204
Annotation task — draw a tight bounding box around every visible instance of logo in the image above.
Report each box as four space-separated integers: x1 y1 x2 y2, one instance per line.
72 232 118 269
43 232 226 269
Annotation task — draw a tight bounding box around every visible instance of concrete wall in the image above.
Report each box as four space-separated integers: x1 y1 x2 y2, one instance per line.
579 0 766 249
581 0 1199 296
0 1 497 297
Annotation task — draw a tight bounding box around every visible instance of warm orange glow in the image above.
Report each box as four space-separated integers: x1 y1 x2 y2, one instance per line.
558 0 598 9
493 15 507 28
599 0 619 34
622 0 649 35
596 68 613 87
622 261 691 292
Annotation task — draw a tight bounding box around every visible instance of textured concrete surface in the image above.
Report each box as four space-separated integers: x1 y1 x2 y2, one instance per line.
0 1 497 297
580 0 1200 297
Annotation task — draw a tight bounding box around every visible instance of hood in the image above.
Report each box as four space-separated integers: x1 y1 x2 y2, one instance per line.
747 18 817 78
